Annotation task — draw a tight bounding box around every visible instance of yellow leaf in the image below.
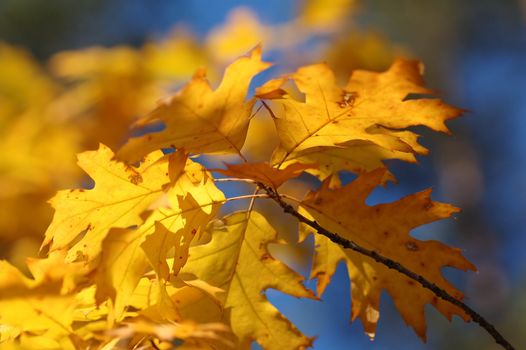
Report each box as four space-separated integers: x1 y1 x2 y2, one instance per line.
112 320 234 349
183 211 315 350
94 153 223 319
43 144 170 263
94 228 148 320
299 169 476 339
0 261 78 348
280 139 419 183
129 276 224 325
141 156 225 279
26 250 89 294
256 59 462 178
118 47 271 163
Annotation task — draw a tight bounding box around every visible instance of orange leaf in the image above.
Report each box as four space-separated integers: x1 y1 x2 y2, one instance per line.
214 162 316 188
299 168 476 340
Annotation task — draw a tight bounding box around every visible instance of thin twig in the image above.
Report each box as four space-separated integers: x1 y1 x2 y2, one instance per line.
279 193 302 204
213 177 257 184
258 183 515 350
224 193 269 202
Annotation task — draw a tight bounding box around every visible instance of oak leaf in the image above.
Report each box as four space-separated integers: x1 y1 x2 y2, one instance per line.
94 227 149 320
42 144 170 263
118 47 271 163
256 59 462 178
214 162 315 189
112 320 235 349
299 168 476 339
94 152 224 319
141 155 225 280
183 211 315 350
128 276 224 325
0 260 79 347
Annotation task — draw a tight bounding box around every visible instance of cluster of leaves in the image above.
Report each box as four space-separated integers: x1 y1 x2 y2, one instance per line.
0 0 399 266
0 41 477 349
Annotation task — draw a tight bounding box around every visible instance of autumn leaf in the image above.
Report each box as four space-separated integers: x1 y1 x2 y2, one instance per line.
213 162 316 189
118 47 271 163
42 144 170 263
183 211 315 350
112 320 235 349
94 152 224 319
256 59 462 178
141 155 225 279
281 139 418 184
299 168 476 339
94 227 148 320
0 260 79 348
128 275 224 326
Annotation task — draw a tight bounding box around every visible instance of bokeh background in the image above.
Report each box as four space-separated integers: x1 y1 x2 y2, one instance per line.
0 0 524 349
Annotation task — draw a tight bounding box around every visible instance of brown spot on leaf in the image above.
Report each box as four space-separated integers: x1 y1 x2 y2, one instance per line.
128 173 143 185
261 253 271 261
339 90 357 108
423 199 434 210
405 241 418 251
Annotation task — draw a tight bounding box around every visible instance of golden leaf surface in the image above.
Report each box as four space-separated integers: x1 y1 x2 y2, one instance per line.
141 155 225 280
94 152 224 319
183 211 315 350
112 320 235 349
94 228 148 320
214 162 315 189
0 259 79 348
299 169 476 339
42 144 170 263
118 47 271 163
256 59 462 177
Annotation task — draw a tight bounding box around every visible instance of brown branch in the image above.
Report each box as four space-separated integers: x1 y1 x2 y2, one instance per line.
258 183 515 350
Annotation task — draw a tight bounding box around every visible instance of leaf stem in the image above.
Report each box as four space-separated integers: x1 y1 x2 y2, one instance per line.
213 177 257 184
257 183 515 350
224 193 269 202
